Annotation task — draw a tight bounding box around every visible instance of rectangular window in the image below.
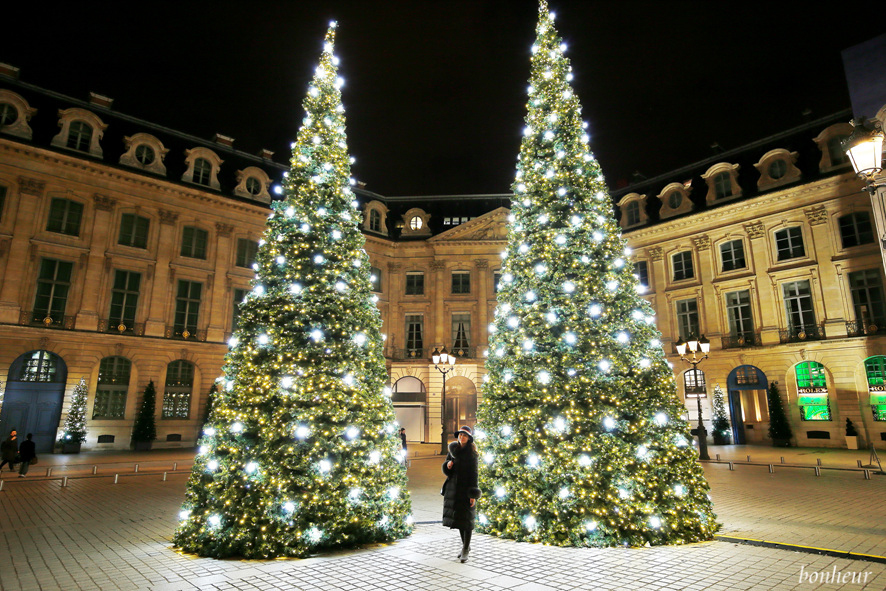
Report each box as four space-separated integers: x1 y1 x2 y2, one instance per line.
720 240 746 272
108 270 141 331
46 198 83 236
174 280 202 337
452 313 471 352
675 298 699 340
634 261 649 289
839 213 874 248
405 314 424 356
493 271 501 294
231 288 248 332
93 357 130 419
782 280 816 331
405 272 424 296
369 266 382 293
849 269 886 326
236 238 258 268
672 251 694 281
163 361 193 419
118 213 150 249
452 271 471 294
181 226 208 259
33 258 73 324
775 227 805 261
725 290 753 339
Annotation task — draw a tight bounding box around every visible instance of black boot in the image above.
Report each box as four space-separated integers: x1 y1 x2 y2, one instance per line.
460 545 470 563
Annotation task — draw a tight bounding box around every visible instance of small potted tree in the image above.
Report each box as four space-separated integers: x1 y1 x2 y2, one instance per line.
131 380 157 451
845 418 860 450
767 382 793 447
711 384 732 445
60 377 89 453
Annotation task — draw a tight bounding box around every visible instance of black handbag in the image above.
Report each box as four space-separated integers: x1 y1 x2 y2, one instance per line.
30 456 38 465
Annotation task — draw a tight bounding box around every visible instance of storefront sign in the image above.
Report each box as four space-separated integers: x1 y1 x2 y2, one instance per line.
797 387 828 395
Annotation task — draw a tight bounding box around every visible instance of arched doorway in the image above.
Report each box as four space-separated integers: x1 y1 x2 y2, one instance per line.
392 376 426 442
445 376 477 437
726 365 769 444
0 350 68 453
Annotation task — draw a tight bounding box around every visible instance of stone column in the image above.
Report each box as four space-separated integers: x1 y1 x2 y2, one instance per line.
430 260 446 348
805 205 847 338
206 222 234 342
386 262 402 355
692 234 722 342
0 177 45 323
474 258 489 351
743 221 781 346
144 209 179 337
75 194 117 330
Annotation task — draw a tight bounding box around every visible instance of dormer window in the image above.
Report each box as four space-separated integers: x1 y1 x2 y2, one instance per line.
616 193 647 229
182 147 222 190
233 167 271 202
369 209 381 232
656 182 693 220
0 90 37 140
701 163 741 204
362 200 389 234
755 149 801 190
120 133 168 176
409 216 423 230
400 207 431 236
813 123 854 172
51 108 107 157
245 177 261 195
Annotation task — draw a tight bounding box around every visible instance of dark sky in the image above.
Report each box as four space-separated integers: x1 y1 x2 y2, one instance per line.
3 1 882 195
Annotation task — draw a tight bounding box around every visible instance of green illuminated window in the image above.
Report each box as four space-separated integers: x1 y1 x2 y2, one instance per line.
865 356 886 421
795 361 830 421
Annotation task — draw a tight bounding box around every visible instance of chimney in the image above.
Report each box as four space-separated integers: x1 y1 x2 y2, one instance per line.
0 63 21 80
257 148 275 160
213 133 235 148
89 92 114 109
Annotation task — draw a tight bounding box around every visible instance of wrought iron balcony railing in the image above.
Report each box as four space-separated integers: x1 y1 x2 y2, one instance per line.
165 326 207 341
779 324 825 344
721 332 762 349
846 320 886 338
20 310 75 330
98 318 145 336
388 347 429 361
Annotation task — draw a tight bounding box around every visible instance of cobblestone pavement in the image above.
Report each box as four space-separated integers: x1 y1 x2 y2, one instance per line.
0 448 884 591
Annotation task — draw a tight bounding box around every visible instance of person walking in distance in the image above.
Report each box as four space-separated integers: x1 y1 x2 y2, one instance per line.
442 425 481 563
18 433 36 477
399 427 407 454
0 430 18 472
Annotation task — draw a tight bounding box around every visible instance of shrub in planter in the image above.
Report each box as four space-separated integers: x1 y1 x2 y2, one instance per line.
845 418 860 450
767 383 793 447
131 380 157 450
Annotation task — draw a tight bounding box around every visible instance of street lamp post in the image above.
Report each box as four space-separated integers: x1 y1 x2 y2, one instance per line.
675 335 711 461
431 346 456 456
844 118 886 277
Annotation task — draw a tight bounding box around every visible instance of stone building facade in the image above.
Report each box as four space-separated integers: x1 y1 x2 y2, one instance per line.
1 67 885 453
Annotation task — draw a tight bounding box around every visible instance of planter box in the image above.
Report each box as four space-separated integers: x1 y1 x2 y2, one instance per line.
846 435 859 450
771 438 791 447
133 441 153 451
713 432 731 445
61 441 82 454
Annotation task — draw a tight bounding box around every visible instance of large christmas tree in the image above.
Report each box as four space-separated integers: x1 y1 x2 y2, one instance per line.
174 23 412 558
476 1 718 547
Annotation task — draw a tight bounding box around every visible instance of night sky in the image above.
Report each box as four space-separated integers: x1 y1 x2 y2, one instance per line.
3 1 881 196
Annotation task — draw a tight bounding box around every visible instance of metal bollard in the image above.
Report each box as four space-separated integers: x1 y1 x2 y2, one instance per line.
729 461 735 471
62 476 68 487
163 472 168 482
46 468 52 477
746 455 751 462
864 470 872 480
92 466 97 475
781 456 785 464
716 454 721 461
134 464 139 473
814 466 821 476
858 460 863 468
173 462 178 471
0 480 4 491
816 458 822 466
769 464 774 473
114 474 119 484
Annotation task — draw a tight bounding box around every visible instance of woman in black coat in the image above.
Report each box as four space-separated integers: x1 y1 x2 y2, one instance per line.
442 425 481 563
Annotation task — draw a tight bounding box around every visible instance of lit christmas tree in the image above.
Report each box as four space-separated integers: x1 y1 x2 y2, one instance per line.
476 1 718 547
61 377 88 444
173 23 411 558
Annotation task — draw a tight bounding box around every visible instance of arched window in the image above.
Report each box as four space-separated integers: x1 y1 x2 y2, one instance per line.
16 350 62 382
864 356 886 421
392 376 426 403
163 360 194 419
94 357 131 419
193 158 212 186
795 361 830 421
67 121 93 152
369 209 381 232
683 368 706 397
625 201 640 226
713 172 732 199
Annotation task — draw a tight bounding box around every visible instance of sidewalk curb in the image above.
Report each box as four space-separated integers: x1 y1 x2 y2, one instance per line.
715 535 886 564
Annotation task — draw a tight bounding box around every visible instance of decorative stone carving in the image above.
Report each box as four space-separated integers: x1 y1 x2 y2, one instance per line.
430 261 447 270
692 234 711 251
115 343 124 356
159 209 179 225
474 259 489 269
18 176 45 197
804 205 828 226
93 194 117 211
215 223 234 237
39 337 49 350
744 221 765 239
648 247 664 261
387 262 402 271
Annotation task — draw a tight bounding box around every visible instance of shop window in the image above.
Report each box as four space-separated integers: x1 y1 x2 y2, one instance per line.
93 356 131 419
163 360 194 419
795 361 831 421
864 356 886 421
